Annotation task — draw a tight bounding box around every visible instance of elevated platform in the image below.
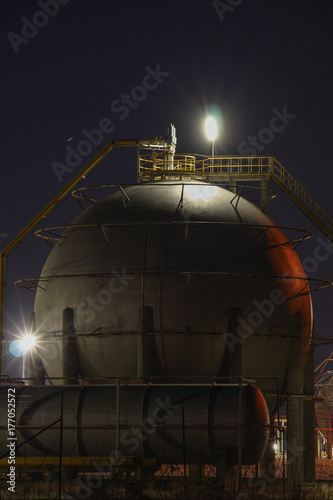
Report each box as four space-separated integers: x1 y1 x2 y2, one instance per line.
139 154 333 241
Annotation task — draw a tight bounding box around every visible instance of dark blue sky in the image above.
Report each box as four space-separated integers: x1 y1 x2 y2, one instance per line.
1 0 333 377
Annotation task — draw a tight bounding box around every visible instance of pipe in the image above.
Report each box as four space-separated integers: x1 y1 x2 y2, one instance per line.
0 456 158 468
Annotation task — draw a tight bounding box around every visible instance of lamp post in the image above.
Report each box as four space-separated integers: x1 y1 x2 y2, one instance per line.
205 117 217 164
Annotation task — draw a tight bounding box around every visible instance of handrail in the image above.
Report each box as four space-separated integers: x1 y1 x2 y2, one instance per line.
139 154 274 175
139 154 333 240
270 158 333 232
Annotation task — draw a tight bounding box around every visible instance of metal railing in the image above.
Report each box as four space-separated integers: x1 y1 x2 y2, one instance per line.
270 158 333 234
139 154 333 240
139 153 273 175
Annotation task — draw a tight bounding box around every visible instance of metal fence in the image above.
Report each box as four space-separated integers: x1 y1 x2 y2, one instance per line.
1 379 333 499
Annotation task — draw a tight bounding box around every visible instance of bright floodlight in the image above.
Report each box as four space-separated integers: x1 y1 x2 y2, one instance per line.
19 334 36 353
10 334 36 357
205 117 217 141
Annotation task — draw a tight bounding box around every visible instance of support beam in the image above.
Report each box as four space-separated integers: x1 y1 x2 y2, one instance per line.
259 413 276 479
260 179 268 213
303 337 316 481
286 314 303 485
62 307 79 385
229 179 237 194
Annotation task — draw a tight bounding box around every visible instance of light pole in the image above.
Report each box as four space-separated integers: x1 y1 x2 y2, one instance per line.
205 117 217 164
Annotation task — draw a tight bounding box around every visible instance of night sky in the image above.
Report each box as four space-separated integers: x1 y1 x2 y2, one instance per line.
1 0 332 378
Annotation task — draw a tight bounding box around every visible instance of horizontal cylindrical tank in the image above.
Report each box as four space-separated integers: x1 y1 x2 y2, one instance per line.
0 383 269 466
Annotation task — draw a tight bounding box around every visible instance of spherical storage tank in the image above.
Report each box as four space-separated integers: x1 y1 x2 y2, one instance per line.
33 181 312 394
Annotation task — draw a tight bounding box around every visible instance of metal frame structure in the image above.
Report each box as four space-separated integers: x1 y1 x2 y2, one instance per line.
13 220 330 300
1 129 333 490
139 153 333 240
2 142 333 380
0 135 176 381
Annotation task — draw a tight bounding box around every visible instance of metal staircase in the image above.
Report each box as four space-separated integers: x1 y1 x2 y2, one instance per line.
269 158 333 241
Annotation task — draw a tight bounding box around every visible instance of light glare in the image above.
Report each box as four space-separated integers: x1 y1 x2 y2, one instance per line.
20 334 36 353
205 117 217 141
10 334 37 357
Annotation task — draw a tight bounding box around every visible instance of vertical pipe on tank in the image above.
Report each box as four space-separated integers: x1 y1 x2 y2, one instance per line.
62 307 79 385
219 307 243 483
229 180 237 194
260 179 268 214
28 311 45 385
166 123 176 170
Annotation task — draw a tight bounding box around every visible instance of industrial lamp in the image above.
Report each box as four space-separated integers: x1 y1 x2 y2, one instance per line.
205 117 217 159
